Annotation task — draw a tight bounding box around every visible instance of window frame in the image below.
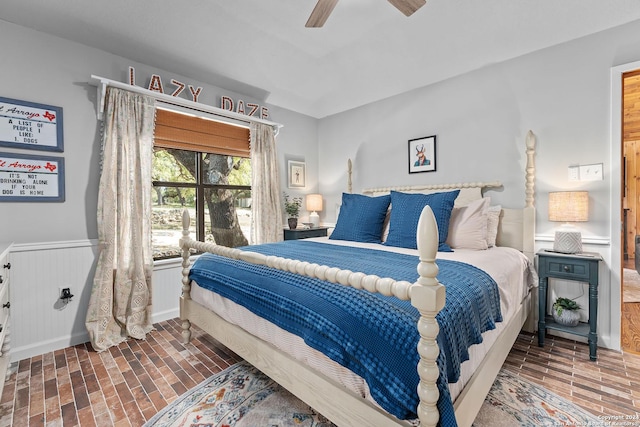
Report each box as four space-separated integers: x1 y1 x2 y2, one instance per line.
152 149 251 260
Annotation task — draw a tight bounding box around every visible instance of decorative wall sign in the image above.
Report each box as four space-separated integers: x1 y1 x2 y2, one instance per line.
126 66 272 121
408 135 436 174
129 67 202 102
0 152 65 202
220 96 270 120
0 97 64 152
288 160 306 188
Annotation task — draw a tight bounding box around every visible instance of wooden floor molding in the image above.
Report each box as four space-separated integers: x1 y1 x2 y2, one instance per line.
0 318 638 426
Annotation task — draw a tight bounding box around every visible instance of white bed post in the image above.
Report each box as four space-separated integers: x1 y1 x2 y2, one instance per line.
523 130 536 262
412 206 446 427
180 209 193 344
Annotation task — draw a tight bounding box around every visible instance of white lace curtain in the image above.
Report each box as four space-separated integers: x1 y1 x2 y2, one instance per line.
250 122 283 244
86 87 156 352
86 90 280 351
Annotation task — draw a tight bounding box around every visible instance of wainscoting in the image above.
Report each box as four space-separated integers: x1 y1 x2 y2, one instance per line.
8 241 183 362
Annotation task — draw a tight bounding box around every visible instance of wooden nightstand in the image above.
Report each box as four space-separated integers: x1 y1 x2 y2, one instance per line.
537 250 602 360
283 227 329 241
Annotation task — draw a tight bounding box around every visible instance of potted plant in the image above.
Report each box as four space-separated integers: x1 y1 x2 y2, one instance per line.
283 192 302 229
552 297 581 327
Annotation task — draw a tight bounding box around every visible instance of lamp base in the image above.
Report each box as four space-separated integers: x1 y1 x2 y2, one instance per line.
309 211 319 228
553 230 582 254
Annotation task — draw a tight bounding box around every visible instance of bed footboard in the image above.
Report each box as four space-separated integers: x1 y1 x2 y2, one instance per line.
179 206 444 427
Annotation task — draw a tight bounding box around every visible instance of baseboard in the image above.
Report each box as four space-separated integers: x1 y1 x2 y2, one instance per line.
11 330 90 363
152 308 179 324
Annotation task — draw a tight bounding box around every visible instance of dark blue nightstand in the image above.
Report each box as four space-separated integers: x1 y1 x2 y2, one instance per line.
283 227 329 241
537 250 602 361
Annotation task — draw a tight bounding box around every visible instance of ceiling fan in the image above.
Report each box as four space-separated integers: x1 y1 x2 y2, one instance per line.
306 0 426 28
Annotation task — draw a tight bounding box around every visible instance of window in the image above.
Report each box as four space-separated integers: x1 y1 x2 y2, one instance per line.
151 108 252 260
151 149 252 259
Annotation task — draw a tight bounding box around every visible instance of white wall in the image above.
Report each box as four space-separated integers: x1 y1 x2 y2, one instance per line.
0 20 318 361
316 19 640 351
4 15 640 360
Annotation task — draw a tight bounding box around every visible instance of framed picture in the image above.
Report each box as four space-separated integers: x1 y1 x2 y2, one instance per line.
0 151 65 202
408 135 436 174
288 160 306 188
0 96 64 152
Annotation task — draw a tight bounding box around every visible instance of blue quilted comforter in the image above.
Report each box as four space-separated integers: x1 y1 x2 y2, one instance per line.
189 240 502 426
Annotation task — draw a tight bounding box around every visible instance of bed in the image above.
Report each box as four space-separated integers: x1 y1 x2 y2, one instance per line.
178 131 537 427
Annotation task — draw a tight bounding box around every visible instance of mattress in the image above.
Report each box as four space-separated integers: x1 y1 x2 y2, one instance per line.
189 238 536 411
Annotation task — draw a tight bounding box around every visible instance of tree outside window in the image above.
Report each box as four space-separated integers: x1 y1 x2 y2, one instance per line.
151 148 251 259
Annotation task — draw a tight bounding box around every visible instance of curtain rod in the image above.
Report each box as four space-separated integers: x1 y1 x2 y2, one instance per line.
89 75 283 132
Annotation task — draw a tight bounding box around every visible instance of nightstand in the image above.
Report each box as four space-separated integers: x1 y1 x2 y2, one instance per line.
283 227 329 241
537 250 602 360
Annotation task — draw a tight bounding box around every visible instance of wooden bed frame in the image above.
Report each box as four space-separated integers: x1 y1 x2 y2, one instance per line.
178 131 537 427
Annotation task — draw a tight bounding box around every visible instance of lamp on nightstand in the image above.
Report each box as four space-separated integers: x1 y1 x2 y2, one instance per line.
306 194 323 228
548 191 589 254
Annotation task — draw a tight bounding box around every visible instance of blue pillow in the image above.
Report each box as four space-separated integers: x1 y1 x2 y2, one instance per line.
330 193 391 243
384 190 460 251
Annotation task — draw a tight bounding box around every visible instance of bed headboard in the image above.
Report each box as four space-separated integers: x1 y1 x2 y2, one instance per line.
354 131 536 261
362 182 501 207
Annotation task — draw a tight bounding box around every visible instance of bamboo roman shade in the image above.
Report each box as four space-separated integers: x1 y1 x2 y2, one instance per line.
154 108 250 157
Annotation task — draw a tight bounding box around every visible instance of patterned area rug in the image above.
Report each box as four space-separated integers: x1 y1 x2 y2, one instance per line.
144 361 334 427
473 369 600 427
144 361 600 427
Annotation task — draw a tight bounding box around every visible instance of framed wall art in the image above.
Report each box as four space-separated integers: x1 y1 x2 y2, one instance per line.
408 135 436 174
288 160 306 188
0 96 64 152
0 151 65 202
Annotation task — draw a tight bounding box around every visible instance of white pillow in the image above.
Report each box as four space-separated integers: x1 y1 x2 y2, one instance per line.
486 204 502 247
446 197 489 250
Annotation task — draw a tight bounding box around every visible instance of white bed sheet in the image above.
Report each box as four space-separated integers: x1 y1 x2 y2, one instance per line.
189 238 536 412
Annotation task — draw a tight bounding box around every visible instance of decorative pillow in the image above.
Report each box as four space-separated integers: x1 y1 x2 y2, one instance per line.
384 190 460 251
446 197 489 250
486 205 502 247
330 193 391 243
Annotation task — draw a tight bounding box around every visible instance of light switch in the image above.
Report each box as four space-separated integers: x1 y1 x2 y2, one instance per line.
579 163 603 181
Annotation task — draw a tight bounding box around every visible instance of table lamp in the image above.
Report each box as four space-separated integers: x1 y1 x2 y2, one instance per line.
548 191 589 253
306 194 323 228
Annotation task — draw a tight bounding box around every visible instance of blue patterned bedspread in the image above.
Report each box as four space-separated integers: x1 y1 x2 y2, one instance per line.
189 241 502 426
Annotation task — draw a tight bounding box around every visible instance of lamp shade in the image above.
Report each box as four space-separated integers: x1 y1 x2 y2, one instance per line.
548 191 589 222
306 194 323 212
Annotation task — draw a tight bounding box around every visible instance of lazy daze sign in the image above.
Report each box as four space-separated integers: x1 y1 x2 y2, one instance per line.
128 66 270 120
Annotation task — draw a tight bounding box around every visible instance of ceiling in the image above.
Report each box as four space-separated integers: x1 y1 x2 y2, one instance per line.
2 0 640 119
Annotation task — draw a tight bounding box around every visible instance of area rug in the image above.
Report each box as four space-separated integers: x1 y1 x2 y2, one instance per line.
472 369 600 427
144 361 601 427
144 361 334 427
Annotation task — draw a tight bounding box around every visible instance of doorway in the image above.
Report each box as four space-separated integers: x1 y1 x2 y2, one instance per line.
622 69 640 354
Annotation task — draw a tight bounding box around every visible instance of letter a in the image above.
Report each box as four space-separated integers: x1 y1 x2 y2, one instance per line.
148 74 164 93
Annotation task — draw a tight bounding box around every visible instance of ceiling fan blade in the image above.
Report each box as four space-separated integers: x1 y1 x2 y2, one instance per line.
306 0 339 27
387 0 426 17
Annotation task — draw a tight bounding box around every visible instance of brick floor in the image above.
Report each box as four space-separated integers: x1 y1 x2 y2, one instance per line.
0 319 638 426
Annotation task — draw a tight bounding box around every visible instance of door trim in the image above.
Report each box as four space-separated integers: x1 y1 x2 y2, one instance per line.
611 60 640 350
